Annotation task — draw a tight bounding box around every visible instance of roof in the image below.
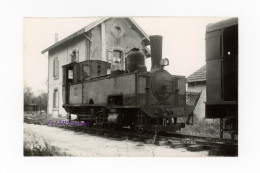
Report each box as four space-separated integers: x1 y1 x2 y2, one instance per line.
187 65 206 83
42 17 150 54
206 18 238 32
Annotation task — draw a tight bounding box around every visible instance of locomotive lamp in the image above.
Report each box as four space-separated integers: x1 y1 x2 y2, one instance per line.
160 58 169 67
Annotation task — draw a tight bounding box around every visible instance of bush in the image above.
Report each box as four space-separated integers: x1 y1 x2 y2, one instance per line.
179 116 230 139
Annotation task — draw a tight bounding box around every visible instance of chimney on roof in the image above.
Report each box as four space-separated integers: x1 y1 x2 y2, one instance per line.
55 33 58 43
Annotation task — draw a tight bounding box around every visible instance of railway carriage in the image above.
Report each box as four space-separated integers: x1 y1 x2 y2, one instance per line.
205 18 238 139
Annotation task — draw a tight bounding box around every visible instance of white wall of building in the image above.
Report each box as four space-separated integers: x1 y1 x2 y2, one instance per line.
187 82 206 119
48 37 86 117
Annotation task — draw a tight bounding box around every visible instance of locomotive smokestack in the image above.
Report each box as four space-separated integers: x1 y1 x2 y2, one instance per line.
150 35 163 70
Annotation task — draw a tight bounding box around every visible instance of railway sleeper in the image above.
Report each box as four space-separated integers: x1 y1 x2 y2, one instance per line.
41 121 237 155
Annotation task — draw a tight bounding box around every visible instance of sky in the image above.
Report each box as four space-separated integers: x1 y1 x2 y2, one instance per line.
24 17 227 94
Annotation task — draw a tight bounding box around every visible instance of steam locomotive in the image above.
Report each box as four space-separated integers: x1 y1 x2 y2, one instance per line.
62 35 192 133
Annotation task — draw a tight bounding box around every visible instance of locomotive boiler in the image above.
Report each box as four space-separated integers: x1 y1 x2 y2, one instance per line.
62 35 193 133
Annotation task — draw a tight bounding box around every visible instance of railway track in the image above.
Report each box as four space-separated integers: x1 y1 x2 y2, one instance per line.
24 116 238 156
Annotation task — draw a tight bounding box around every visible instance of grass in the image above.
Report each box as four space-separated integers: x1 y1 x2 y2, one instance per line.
24 113 66 125
179 116 231 139
24 134 68 156
24 114 70 156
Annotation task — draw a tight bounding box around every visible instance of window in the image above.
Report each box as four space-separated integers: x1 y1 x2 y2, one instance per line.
111 23 124 38
53 89 58 108
113 50 122 64
71 51 76 62
68 70 73 79
108 49 124 71
53 57 59 78
83 65 90 77
70 49 79 62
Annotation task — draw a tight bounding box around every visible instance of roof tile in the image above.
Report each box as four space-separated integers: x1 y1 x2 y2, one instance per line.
187 65 206 83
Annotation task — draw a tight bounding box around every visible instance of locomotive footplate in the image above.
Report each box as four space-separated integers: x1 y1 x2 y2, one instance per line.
144 123 185 132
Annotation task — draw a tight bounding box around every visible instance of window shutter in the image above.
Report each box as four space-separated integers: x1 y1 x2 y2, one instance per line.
53 89 58 108
107 50 113 63
56 58 59 77
71 51 76 62
69 54 72 63
76 50 79 62
122 51 125 70
53 58 59 78
53 59 55 77
86 40 90 60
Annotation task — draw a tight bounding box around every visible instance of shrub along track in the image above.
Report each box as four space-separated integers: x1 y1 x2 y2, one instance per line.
24 115 238 156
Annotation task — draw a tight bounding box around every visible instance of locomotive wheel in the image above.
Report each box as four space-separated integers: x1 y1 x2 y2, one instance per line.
95 123 104 128
84 121 93 127
134 125 145 134
129 124 135 130
133 114 146 134
109 125 118 130
89 122 94 127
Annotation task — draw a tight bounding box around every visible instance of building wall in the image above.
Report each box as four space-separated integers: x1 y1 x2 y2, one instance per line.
48 37 86 117
90 25 102 60
187 82 206 119
105 18 144 52
103 18 145 70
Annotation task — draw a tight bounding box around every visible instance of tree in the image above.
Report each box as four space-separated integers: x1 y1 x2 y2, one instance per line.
24 84 48 112
33 92 47 112
24 85 34 105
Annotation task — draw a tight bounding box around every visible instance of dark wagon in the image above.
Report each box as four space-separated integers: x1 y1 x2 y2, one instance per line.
205 18 238 139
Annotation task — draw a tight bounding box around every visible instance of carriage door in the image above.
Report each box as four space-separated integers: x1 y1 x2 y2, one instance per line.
223 25 238 101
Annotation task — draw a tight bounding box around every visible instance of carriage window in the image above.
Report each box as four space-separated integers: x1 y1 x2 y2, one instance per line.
83 65 90 77
68 70 73 79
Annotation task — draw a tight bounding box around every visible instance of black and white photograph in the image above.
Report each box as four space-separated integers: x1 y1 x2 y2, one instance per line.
2 0 260 173
23 17 238 157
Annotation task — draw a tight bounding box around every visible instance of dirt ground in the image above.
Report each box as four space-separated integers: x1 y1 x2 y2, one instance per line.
23 123 209 157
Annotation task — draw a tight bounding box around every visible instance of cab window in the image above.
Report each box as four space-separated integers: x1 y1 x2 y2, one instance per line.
68 70 73 79
83 65 90 77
